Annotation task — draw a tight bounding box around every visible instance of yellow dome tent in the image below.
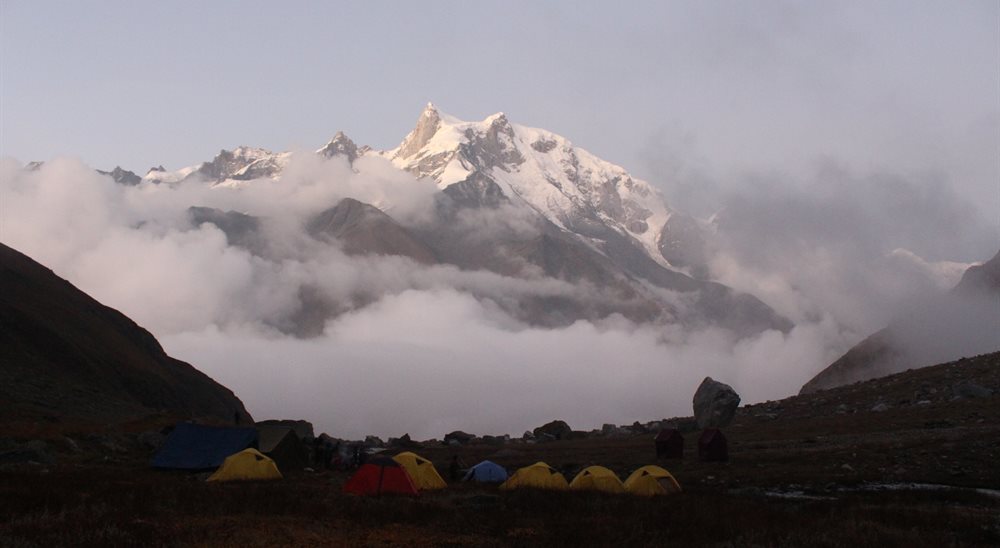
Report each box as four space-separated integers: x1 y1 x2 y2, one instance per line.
392 451 447 490
569 465 625 494
623 465 681 496
207 448 283 482
499 461 568 491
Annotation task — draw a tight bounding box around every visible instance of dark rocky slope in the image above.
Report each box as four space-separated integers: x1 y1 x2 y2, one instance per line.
0 243 252 431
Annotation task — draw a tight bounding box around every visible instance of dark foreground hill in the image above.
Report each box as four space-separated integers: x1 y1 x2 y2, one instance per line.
0 243 251 433
1 352 996 546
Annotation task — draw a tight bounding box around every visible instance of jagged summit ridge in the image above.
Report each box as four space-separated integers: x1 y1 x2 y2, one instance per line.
318 131 365 163
127 104 680 269
385 105 673 267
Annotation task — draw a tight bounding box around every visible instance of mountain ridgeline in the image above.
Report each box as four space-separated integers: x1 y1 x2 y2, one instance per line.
801 249 1000 394
114 104 791 337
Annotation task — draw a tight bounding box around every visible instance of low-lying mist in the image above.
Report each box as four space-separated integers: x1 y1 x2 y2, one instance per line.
0 154 994 439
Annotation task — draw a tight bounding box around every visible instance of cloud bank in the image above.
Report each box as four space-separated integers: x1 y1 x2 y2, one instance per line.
1 154 994 439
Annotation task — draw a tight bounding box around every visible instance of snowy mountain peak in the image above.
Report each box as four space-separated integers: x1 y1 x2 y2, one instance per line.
386 104 674 267
140 146 291 185
131 105 680 270
395 104 445 160
318 131 360 162
197 146 290 183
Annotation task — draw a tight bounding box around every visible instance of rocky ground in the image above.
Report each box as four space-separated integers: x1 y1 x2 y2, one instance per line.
1 352 998 546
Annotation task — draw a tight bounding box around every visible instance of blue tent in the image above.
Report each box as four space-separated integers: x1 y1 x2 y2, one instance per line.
152 423 258 470
463 460 508 483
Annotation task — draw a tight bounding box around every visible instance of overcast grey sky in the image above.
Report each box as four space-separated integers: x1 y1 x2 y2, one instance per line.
2 1 998 220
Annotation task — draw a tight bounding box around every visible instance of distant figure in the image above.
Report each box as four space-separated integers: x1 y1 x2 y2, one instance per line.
449 455 460 481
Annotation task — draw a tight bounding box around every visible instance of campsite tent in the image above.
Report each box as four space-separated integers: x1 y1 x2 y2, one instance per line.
569 466 625 494
207 449 283 482
392 451 446 490
499 462 568 491
655 428 684 459
698 428 729 462
257 425 307 472
343 456 419 496
463 460 508 483
623 465 682 496
152 423 258 470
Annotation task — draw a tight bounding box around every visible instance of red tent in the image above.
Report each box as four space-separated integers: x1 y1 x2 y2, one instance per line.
343 456 419 496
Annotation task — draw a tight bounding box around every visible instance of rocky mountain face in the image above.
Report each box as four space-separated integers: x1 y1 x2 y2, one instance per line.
0 243 252 430
306 198 437 265
801 249 1000 394
953 248 1000 296
106 104 791 336
97 166 141 186
319 131 370 164
387 104 672 265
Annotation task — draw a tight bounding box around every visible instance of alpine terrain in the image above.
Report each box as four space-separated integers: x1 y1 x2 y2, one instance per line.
124 104 791 337
801 248 1000 394
0 243 252 431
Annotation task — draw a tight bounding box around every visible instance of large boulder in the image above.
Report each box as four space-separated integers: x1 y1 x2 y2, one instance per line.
532 420 572 441
443 431 475 445
693 377 741 429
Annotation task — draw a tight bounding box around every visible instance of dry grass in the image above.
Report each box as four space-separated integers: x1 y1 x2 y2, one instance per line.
2 353 998 546
0 464 997 547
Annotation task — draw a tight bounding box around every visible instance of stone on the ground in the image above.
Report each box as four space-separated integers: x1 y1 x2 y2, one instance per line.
532 420 572 441
952 380 993 399
693 377 741 429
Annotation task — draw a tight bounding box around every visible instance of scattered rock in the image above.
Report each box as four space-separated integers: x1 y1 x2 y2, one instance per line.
532 420 572 441
952 381 993 399
871 403 890 412
693 377 741 429
87 434 128 454
387 433 421 449
480 435 509 445
444 431 475 445
137 430 166 451
364 435 384 448
62 437 81 453
0 440 55 466
841 464 854 472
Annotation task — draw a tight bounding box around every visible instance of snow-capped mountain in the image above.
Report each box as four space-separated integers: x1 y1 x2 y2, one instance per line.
113 103 790 336
142 146 291 186
140 104 681 272
386 103 672 269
